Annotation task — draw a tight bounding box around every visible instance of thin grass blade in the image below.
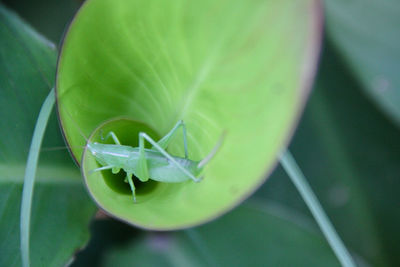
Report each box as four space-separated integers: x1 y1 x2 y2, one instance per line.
280 151 355 267
20 88 56 267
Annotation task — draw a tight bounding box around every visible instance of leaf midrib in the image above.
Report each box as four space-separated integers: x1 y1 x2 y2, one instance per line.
0 164 82 184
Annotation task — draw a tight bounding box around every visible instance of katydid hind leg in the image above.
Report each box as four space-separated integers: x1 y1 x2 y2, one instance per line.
140 132 201 182
152 120 188 158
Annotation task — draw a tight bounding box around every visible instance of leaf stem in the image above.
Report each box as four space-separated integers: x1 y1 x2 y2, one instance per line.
279 151 355 267
20 88 55 267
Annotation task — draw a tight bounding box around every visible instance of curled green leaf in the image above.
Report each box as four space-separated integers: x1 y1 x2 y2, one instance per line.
56 0 322 229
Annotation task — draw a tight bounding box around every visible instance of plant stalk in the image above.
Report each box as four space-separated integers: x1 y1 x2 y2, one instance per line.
20 88 55 267
280 151 356 267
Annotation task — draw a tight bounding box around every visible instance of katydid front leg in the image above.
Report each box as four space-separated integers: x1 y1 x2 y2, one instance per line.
125 172 136 202
100 131 122 174
102 131 121 145
136 131 150 182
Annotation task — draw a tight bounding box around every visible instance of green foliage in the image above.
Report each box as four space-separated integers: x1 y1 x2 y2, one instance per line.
73 204 339 267
0 5 96 267
0 0 399 266
257 42 400 266
1 0 80 42
325 0 400 126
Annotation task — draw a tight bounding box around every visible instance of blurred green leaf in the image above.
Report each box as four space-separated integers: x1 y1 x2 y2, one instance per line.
2 0 80 42
325 0 400 126
256 41 400 266
73 204 339 267
0 5 96 267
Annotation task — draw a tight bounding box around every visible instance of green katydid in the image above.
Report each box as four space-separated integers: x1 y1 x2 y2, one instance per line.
86 120 222 202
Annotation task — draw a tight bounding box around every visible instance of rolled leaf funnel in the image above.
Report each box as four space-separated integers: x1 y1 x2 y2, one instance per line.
56 0 322 230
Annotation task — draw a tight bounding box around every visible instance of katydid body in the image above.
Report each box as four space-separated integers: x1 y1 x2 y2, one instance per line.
88 144 202 183
87 120 219 202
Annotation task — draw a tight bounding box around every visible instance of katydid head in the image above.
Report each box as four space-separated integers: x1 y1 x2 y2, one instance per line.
86 142 109 166
87 142 98 155
87 141 106 158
